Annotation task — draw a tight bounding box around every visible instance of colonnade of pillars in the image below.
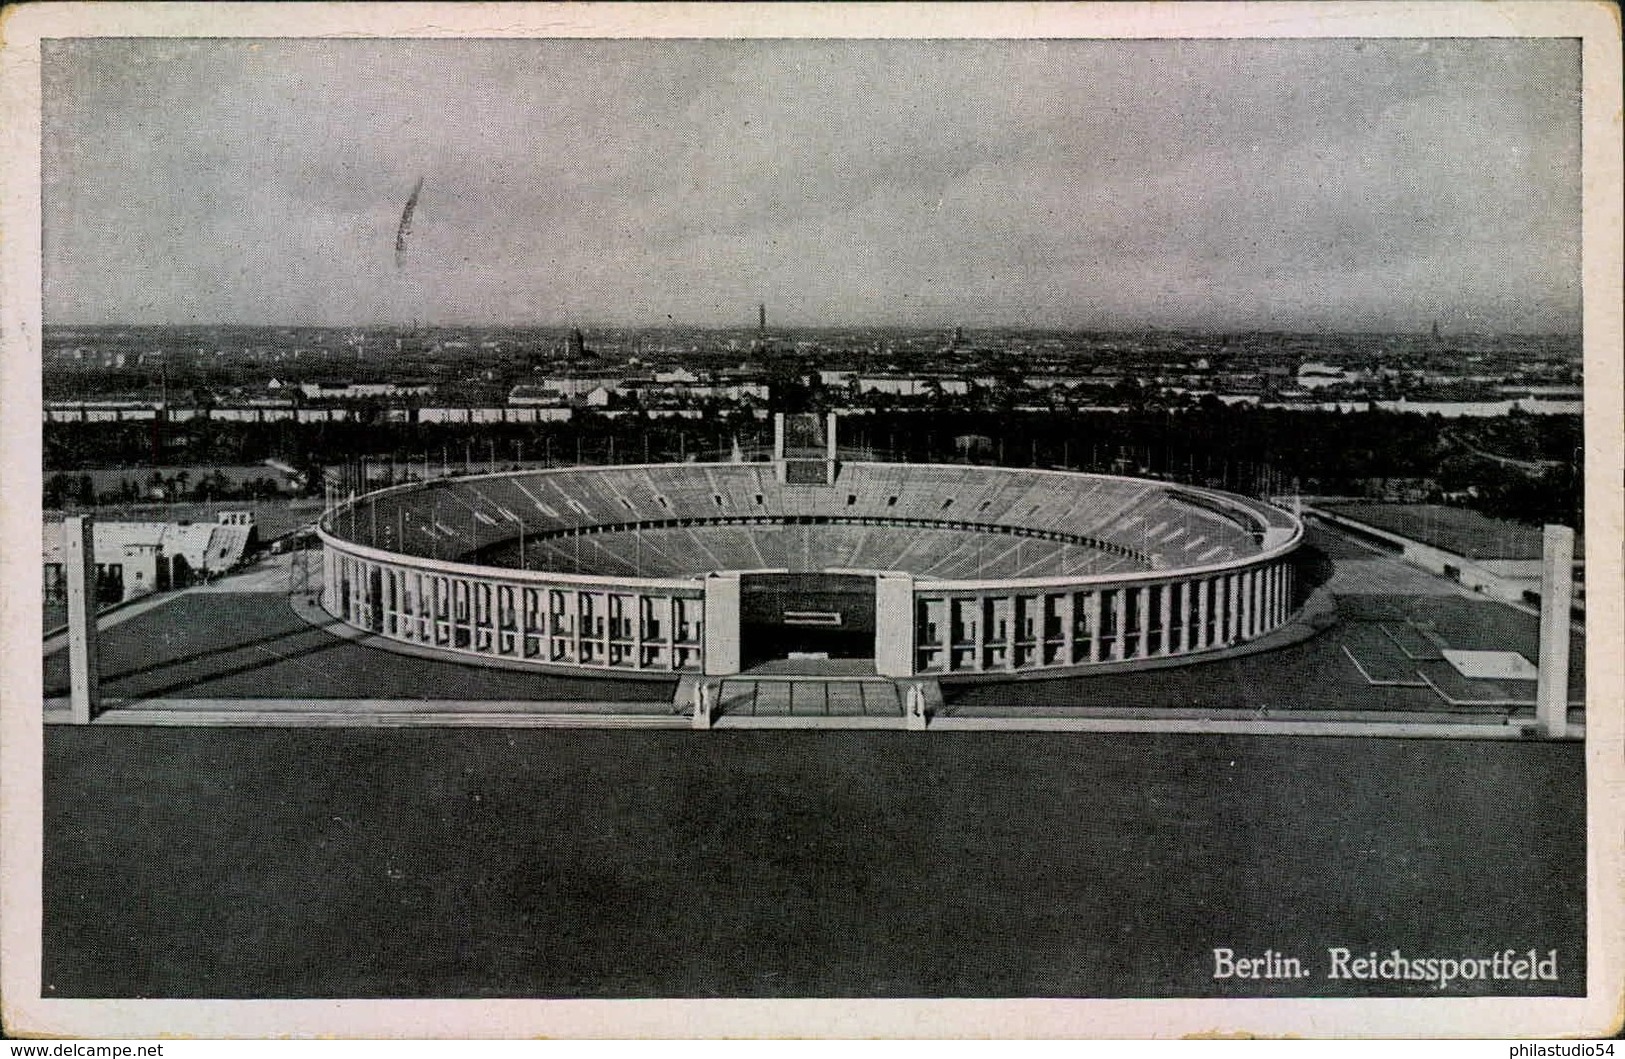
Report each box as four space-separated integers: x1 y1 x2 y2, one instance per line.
912 561 1294 674
324 547 706 672
324 543 1295 680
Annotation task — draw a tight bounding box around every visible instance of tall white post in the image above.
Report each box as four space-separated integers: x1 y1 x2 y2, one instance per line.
1535 524 1576 739
64 516 102 724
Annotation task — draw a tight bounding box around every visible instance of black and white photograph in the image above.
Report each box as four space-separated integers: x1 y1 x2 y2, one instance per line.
2 1 1620 1041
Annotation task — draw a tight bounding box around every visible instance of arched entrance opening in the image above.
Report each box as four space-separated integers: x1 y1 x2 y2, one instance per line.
738 571 876 670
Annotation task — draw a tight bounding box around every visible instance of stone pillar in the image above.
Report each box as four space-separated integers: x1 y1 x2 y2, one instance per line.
1259 566 1273 632
63 516 101 724
1159 582 1174 656
1175 581 1189 653
702 572 741 676
1535 524 1575 739
972 595 987 671
874 573 915 677
1130 586 1146 659
1110 589 1126 660
1089 590 1104 662
1185 581 1197 650
1059 591 1075 666
1196 578 1211 649
1239 571 1255 640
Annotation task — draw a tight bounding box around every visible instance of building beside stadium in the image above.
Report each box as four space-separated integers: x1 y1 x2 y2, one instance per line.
43 511 257 607
317 415 1307 690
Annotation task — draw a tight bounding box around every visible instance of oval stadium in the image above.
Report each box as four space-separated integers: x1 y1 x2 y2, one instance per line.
318 414 1305 688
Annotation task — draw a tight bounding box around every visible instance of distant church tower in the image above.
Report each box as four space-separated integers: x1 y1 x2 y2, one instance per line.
758 302 767 334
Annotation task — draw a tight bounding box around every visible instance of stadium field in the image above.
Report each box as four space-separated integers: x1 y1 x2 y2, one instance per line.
42 726 1584 998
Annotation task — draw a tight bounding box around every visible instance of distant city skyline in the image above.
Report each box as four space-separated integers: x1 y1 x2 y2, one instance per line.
43 38 1581 333
40 319 1581 338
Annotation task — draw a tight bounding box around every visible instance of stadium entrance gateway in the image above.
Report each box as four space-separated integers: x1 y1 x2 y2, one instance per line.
738 572 878 668
699 568 916 678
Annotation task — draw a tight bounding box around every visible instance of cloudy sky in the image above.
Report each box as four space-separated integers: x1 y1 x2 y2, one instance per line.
43 37 1579 331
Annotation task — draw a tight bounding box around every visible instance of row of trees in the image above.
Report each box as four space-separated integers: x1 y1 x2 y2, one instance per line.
43 469 289 509
43 405 1583 529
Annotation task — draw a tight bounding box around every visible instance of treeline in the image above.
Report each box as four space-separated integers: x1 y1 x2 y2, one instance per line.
43 469 290 508
43 405 1583 529
42 404 775 472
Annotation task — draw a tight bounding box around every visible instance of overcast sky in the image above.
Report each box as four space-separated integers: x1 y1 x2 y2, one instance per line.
43 37 1580 332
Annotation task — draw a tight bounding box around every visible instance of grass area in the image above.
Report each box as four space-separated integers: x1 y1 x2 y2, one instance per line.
43 728 1585 998
43 593 675 702
1322 503 1549 561
945 592 1583 712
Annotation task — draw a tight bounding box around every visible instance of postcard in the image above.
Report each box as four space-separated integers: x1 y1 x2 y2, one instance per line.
2 1 1620 1040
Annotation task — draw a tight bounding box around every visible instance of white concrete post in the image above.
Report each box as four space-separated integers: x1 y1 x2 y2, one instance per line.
904 682 928 730
1535 524 1575 739
691 680 713 729
64 516 101 724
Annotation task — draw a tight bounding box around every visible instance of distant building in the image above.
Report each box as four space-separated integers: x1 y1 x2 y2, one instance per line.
859 375 969 397
507 385 573 408
298 381 433 400
537 375 625 399
654 381 771 403
1296 362 1362 391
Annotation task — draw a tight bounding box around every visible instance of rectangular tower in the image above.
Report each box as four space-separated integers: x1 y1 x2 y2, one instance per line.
776 411 839 485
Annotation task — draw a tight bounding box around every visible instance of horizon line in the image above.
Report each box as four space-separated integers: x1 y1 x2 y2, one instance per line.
41 321 1585 338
